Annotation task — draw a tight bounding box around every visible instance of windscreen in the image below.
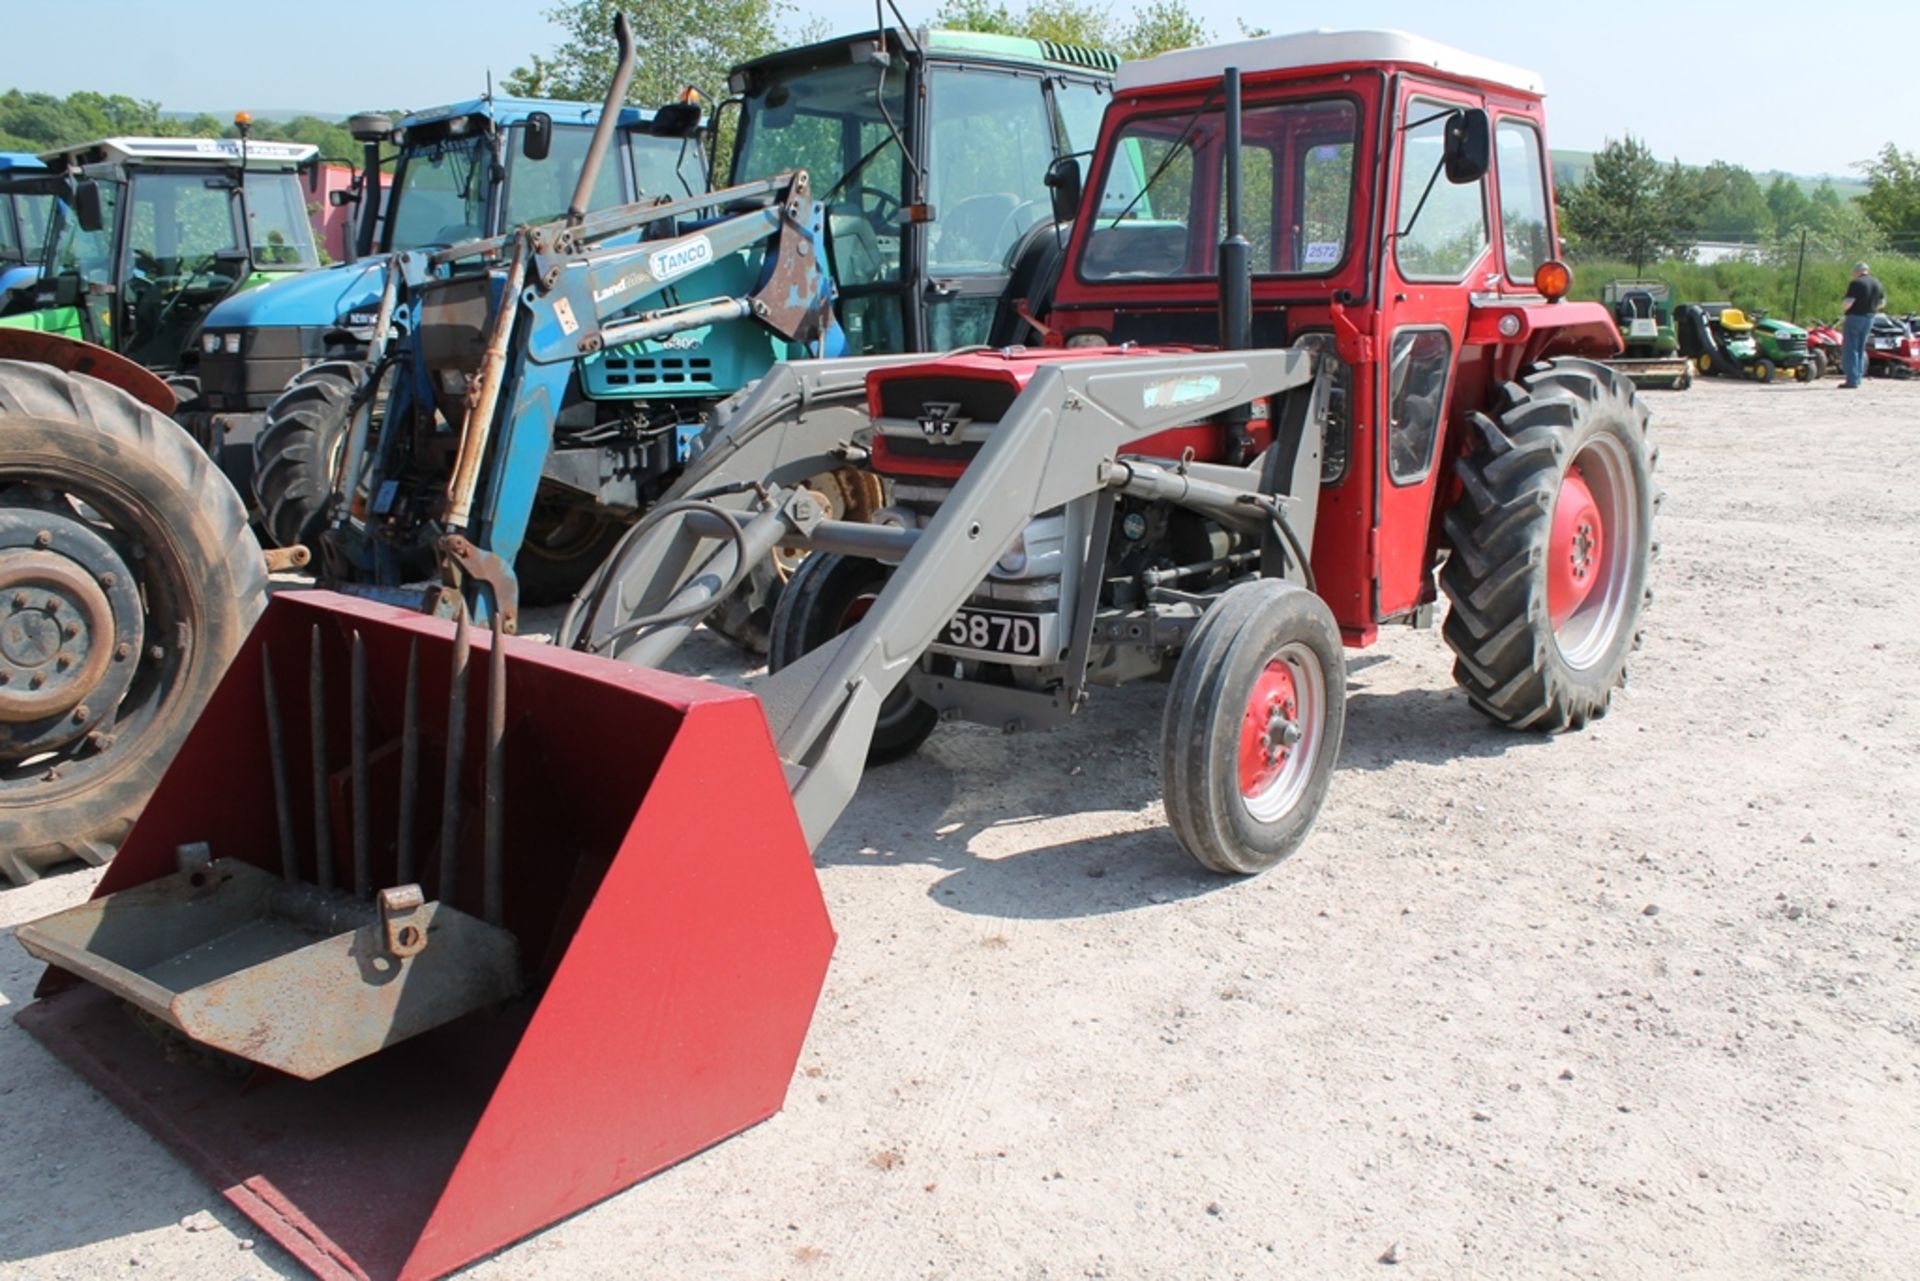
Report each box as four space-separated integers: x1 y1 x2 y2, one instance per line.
242 173 320 269
386 133 490 251
1079 97 1359 282
732 59 908 288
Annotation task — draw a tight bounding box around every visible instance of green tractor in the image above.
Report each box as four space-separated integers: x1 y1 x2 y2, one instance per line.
0 133 322 394
1601 278 1691 390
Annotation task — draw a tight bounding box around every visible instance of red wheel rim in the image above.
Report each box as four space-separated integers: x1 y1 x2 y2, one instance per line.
1547 466 1605 629
1238 658 1300 801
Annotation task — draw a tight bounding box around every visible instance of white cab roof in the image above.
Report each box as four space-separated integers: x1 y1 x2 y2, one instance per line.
44 137 320 169
1115 29 1546 97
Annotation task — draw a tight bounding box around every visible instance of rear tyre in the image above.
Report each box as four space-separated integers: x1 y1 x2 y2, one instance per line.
253 361 359 550
768 551 937 765
1440 358 1656 732
1160 579 1346 876
1808 351 1827 381
0 360 267 884
1752 358 1776 383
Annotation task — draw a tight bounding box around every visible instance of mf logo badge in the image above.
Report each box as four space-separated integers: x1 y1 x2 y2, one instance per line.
917 401 968 439
649 235 713 284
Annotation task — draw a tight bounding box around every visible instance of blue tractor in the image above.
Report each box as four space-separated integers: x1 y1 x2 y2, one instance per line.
284 22 1117 617
189 89 705 525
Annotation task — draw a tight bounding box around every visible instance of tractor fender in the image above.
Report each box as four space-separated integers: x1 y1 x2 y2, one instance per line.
1465 301 1622 366
0 328 178 416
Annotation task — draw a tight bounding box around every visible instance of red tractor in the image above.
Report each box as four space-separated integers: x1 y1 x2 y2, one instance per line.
12 32 1657 1280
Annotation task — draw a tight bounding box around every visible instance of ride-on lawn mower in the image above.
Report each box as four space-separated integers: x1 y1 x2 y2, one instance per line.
1676 302 1812 382
15 29 1655 1281
1601 278 1690 389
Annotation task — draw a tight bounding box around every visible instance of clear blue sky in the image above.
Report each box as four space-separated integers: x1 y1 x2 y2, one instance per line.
7 0 1913 177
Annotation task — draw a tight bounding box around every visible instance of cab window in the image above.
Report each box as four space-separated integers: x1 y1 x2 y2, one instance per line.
1495 118 1551 282
1394 97 1489 281
507 125 623 228
242 173 319 269
1080 97 1359 283
629 132 705 201
926 66 1055 275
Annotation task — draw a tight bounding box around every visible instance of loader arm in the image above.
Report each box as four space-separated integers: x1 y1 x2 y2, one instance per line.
585 347 1326 849
423 171 839 618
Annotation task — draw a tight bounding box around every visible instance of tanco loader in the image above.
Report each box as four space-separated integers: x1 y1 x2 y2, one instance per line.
14 28 1654 1281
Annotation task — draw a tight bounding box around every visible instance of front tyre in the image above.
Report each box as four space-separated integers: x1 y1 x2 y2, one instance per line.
0 361 267 884
253 361 359 550
767 551 937 765
1441 358 1656 732
1160 579 1347 876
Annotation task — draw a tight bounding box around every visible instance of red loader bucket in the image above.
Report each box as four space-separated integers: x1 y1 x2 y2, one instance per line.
14 590 834 1281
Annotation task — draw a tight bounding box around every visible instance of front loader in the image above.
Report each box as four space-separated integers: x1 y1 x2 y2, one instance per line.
15 29 1658 1281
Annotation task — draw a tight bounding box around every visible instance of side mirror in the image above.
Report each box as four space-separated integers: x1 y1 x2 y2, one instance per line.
329 188 354 207
1045 156 1082 226
74 181 105 234
522 111 553 162
1443 108 1491 185
649 102 702 138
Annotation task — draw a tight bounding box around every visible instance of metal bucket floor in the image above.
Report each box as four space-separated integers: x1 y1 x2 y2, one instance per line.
18 981 521 1281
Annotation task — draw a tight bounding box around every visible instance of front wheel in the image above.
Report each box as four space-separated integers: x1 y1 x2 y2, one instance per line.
767 551 937 765
1440 358 1657 732
253 361 359 550
1160 579 1347 875
0 361 267 883
1807 351 1827 381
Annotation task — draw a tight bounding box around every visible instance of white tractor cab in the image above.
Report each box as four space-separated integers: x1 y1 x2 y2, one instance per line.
0 135 320 376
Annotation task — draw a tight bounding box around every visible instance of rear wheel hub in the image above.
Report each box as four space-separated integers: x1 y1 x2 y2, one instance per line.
0 507 143 758
1547 467 1604 628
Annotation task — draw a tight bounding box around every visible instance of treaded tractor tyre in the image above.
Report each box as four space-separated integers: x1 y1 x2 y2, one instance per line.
1160 578 1346 876
1440 358 1657 732
253 360 360 550
768 551 937 765
0 360 267 884
517 492 630 608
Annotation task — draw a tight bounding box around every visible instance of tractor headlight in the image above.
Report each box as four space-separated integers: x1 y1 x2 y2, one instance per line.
995 531 1029 576
201 332 222 354
223 332 243 355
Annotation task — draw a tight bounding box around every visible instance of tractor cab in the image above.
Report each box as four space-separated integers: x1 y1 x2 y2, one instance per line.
727 28 1117 353
0 136 320 373
188 97 706 490
0 152 55 298
1044 30 1621 644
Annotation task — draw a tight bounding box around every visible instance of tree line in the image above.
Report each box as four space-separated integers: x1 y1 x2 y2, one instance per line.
0 89 363 164
1559 134 1919 270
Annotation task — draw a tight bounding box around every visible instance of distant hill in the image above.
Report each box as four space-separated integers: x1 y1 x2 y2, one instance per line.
1550 147 1869 199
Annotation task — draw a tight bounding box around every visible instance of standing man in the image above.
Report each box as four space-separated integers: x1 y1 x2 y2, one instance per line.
1838 261 1886 389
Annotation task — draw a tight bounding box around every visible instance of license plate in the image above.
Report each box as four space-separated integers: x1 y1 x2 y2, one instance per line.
942 607 1042 657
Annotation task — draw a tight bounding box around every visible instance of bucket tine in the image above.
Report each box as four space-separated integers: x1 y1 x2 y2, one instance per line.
309 625 334 893
484 614 507 927
350 630 370 899
397 639 420 885
438 607 470 905
261 647 300 882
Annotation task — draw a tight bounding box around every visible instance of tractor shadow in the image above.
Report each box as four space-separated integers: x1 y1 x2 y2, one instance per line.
816 660 1547 921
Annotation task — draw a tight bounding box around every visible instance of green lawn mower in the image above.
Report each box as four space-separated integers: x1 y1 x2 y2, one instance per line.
1601 278 1691 390
1677 302 1812 382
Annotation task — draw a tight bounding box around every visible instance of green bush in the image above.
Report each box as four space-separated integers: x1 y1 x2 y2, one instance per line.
1567 253 1920 324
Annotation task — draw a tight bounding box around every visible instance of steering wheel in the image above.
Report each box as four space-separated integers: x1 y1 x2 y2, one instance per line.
848 185 903 232
989 199 1048 266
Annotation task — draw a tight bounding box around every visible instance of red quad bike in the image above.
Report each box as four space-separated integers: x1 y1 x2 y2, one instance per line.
1804 320 1843 376
12 30 1656 1281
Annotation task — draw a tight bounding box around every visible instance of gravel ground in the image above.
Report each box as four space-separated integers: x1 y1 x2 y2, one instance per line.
2 374 1916 1280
